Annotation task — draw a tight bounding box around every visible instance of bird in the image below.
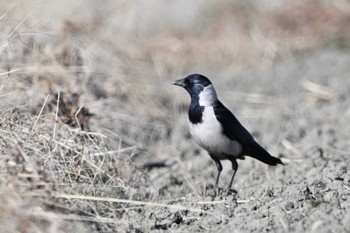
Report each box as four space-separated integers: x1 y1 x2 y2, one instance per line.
172 74 283 194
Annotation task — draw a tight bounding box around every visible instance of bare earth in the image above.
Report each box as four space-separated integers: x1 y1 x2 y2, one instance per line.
0 1 349 232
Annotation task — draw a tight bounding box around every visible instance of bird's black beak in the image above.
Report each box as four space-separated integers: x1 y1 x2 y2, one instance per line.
172 78 186 87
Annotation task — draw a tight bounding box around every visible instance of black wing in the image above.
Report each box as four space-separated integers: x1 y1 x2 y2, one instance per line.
213 100 254 146
214 101 283 165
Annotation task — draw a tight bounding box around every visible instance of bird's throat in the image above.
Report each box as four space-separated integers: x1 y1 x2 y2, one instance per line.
188 100 204 124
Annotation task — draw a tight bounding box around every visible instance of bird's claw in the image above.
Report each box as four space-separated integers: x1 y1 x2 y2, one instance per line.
225 188 238 196
207 186 222 197
207 187 237 198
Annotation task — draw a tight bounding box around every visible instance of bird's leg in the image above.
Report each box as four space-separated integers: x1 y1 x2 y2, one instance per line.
227 159 238 194
210 156 222 194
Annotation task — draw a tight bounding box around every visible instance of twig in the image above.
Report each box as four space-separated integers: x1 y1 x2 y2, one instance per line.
236 199 250 203
281 139 302 155
7 7 37 39
74 105 83 130
53 91 60 140
0 68 19 76
0 90 18 98
197 200 227 205
55 193 218 217
302 80 338 101
32 94 50 132
15 144 29 162
183 176 202 198
91 147 137 157
0 11 7 21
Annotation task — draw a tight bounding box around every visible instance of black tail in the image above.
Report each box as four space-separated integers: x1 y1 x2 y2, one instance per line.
246 142 283 166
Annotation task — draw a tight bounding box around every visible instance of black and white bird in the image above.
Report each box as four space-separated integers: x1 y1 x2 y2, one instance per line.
173 74 283 193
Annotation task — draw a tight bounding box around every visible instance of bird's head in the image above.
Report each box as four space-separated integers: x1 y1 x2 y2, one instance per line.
172 74 218 106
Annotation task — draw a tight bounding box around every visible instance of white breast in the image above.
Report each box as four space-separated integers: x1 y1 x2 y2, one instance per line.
198 84 217 106
189 106 242 159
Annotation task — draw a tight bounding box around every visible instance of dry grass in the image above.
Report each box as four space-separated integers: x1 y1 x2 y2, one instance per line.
1 0 350 232
0 105 158 232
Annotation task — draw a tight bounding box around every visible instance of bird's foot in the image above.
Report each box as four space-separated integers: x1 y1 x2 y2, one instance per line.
225 188 238 196
207 186 222 198
207 186 238 198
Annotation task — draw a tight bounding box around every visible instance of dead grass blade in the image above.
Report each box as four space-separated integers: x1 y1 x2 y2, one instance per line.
183 176 202 198
301 80 338 101
53 90 60 140
0 90 18 98
32 94 50 131
0 68 19 76
281 139 302 155
7 7 37 39
0 11 7 21
74 105 84 130
55 193 218 217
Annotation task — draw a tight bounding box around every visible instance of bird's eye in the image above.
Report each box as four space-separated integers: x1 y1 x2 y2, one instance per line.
189 81 194 87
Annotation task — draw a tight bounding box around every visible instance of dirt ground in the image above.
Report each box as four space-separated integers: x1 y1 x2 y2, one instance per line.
0 1 349 232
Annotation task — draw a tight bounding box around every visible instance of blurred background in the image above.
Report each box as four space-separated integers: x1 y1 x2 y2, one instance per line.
1 0 350 232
